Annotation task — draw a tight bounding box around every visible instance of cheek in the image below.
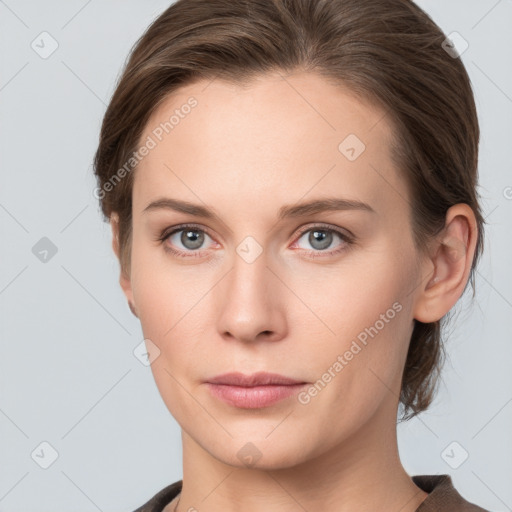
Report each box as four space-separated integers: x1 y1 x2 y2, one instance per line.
129 245 217 396
291 252 416 403
131 256 210 421
292 281 413 445
129 237 201 336
293 250 412 346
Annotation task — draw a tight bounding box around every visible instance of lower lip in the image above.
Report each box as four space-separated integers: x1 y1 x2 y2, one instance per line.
206 383 307 408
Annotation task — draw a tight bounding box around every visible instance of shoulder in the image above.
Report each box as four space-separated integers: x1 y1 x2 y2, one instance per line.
413 474 491 511
131 480 182 512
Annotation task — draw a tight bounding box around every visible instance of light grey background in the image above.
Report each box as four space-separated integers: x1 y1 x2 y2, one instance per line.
1 1 511 511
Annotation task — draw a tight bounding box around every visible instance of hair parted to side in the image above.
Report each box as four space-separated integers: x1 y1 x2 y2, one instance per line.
93 0 485 421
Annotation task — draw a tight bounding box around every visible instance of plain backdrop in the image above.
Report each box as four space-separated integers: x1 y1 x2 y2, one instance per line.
1 1 511 511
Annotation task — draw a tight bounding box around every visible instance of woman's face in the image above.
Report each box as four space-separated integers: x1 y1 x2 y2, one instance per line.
121 71 427 468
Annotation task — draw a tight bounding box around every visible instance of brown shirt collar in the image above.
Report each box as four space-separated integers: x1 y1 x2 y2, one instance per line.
413 474 489 511
133 474 490 511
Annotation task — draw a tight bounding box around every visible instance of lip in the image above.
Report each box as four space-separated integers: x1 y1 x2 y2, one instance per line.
205 372 308 409
206 371 305 387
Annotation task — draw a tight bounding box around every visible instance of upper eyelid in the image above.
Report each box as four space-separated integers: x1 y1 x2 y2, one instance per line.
295 223 352 238
165 222 348 235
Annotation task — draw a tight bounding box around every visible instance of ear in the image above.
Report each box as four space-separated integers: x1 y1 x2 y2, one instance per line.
413 204 478 323
110 213 138 318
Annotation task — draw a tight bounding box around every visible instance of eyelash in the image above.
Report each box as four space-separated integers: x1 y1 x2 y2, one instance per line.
157 223 355 259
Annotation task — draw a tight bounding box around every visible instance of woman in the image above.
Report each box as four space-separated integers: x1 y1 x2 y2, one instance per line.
93 0 489 510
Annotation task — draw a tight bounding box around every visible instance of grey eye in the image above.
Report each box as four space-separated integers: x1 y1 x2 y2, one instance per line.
170 229 211 251
296 229 342 251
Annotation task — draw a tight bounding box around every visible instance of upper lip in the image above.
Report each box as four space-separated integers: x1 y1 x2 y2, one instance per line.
206 372 306 387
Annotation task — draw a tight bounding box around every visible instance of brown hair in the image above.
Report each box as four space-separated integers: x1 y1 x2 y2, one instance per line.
93 0 485 421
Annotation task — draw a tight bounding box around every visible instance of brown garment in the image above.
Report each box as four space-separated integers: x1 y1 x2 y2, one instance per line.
132 474 490 512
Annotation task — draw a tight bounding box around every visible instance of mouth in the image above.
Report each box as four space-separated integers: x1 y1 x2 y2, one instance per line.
205 372 308 409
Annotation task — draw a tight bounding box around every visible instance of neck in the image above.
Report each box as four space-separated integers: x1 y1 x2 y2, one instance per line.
175 402 428 512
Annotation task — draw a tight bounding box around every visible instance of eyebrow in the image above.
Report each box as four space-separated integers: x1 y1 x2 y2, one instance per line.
142 197 375 220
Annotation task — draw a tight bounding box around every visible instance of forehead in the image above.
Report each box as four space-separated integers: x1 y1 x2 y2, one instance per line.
132 71 406 220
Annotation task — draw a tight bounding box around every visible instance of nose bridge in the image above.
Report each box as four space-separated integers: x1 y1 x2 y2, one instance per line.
214 233 284 341
229 235 271 304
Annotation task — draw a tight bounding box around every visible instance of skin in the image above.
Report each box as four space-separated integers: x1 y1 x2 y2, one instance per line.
110 71 477 512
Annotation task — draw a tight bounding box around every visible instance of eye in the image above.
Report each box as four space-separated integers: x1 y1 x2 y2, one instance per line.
158 224 216 258
292 225 353 257
158 223 354 259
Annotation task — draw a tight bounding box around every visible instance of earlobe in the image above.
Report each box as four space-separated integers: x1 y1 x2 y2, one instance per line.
413 204 477 323
110 213 138 318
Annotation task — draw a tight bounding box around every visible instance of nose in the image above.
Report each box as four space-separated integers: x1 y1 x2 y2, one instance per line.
214 246 287 344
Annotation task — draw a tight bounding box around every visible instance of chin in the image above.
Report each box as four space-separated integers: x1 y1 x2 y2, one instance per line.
201 431 315 471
